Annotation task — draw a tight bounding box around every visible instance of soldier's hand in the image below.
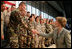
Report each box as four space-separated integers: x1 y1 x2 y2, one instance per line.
34 30 39 34
31 29 36 34
31 29 39 34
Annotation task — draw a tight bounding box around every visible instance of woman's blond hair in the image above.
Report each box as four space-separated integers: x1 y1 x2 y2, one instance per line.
56 17 67 27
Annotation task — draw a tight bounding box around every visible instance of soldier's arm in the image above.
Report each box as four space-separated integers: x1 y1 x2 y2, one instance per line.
65 31 71 48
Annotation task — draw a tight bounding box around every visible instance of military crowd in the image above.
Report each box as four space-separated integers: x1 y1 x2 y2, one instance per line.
1 2 56 48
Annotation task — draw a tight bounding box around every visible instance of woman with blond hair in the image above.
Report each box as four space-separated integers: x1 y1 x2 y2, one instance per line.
32 17 71 48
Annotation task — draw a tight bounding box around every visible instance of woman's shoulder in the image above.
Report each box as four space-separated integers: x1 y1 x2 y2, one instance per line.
63 28 71 34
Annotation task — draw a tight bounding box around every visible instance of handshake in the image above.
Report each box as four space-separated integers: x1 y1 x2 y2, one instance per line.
31 29 39 34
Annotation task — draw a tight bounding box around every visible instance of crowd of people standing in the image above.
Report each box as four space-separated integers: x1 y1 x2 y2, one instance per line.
1 2 71 48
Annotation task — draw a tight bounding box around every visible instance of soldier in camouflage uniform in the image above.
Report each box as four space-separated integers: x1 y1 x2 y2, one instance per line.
35 16 42 48
27 15 36 48
8 2 33 48
25 12 31 48
26 12 30 20
19 12 29 48
49 19 56 44
45 19 53 47
26 14 36 48
40 19 46 48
